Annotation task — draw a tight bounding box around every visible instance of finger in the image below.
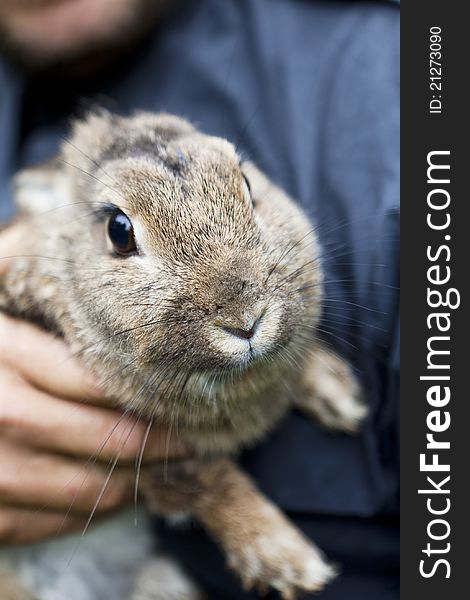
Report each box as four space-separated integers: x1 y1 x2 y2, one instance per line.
0 506 90 545
0 440 131 514
0 313 104 403
0 375 187 462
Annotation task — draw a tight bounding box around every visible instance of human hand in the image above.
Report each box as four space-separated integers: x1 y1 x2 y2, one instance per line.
0 313 185 544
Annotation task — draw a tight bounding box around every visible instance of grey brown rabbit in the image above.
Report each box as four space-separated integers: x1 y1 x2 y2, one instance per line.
0 111 365 600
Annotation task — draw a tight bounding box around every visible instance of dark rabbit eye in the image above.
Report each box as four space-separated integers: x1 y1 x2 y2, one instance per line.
107 209 137 256
243 174 251 193
242 174 254 206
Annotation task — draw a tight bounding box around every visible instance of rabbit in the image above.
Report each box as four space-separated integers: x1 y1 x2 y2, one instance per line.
0 111 366 600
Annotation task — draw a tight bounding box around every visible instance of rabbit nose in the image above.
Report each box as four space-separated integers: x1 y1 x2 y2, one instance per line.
222 316 261 340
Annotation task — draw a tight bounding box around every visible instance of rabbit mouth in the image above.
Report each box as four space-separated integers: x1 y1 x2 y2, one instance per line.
208 337 298 381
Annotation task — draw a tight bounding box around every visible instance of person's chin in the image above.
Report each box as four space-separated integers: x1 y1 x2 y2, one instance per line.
0 0 167 73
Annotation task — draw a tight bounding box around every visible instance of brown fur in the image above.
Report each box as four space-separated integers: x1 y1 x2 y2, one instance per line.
0 111 365 598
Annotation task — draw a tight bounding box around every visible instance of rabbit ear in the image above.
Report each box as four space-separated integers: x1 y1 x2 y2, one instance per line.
13 163 71 216
61 109 118 173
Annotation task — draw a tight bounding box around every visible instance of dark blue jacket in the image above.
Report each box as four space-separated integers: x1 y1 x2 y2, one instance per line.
0 1 399 597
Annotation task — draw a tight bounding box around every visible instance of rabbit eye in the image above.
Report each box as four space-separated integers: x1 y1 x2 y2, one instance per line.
243 174 251 193
242 174 254 207
107 209 137 256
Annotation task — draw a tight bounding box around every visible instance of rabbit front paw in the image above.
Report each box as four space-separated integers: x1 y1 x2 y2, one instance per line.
296 346 367 433
226 512 336 599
